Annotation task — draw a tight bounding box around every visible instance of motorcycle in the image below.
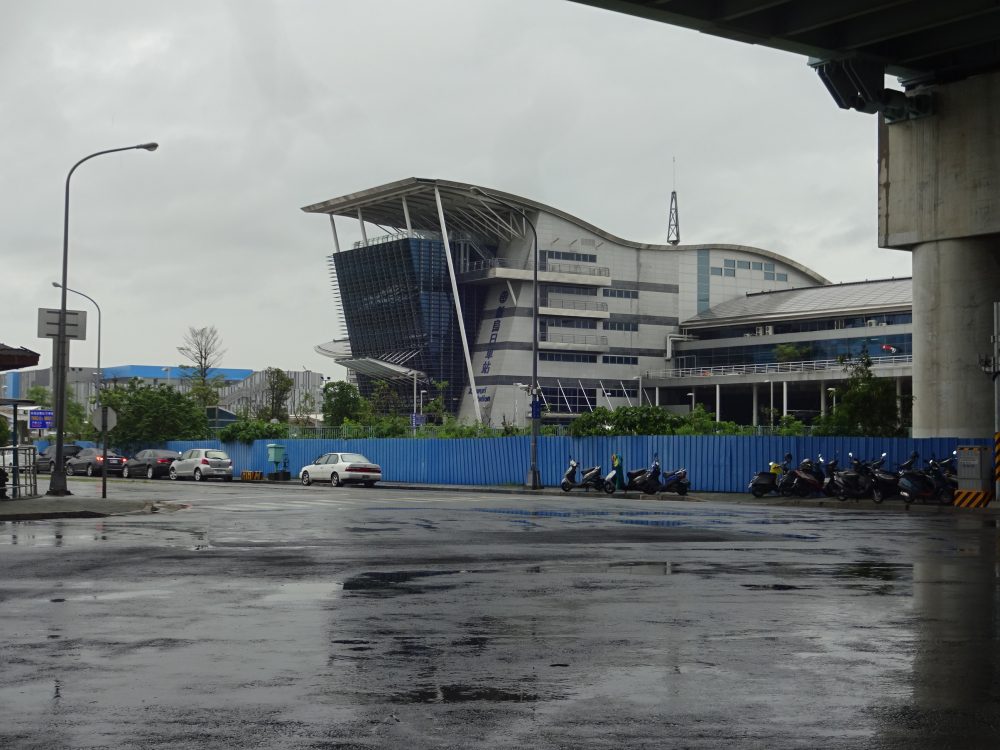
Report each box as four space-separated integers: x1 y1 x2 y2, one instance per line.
788 456 826 497
748 453 792 497
604 456 657 495
831 452 877 500
870 454 903 503
895 451 942 504
650 459 690 496
560 457 604 492
925 455 957 504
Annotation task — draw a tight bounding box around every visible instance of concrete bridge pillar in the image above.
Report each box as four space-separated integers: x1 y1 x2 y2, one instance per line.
879 69 1000 438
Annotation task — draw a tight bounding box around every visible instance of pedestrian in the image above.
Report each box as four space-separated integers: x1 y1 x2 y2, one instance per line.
612 453 625 490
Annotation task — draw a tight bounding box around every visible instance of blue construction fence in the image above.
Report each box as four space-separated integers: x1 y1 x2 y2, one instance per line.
162 434 991 493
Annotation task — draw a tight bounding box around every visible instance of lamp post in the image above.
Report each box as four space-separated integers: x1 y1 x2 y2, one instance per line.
471 187 541 489
686 391 695 411
52 282 108 497
419 389 427 414
827 387 837 412
48 143 158 497
162 367 171 388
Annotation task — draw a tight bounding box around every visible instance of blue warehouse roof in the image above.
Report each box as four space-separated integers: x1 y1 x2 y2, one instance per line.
102 365 253 382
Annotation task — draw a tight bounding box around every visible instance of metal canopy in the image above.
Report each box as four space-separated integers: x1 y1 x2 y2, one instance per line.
569 1 1000 87
0 344 40 372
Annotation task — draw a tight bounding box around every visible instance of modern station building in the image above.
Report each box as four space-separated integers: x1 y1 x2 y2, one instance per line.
303 178 910 426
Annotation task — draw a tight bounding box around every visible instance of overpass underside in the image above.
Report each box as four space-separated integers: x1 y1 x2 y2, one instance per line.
880 70 1000 437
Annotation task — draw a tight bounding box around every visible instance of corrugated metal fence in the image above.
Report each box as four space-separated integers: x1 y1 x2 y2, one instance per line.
166 435 990 493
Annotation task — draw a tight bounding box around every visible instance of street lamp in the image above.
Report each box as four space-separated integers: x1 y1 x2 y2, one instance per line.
162 367 171 387
471 187 541 489
827 387 837 412
48 142 158 497
686 391 695 411
419 389 427 414
52 282 109 497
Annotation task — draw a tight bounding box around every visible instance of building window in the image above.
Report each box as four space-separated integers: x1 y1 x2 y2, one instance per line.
751 262 762 270
603 288 638 299
724 268 736 277
776 272 788 282
602 355 638 365
764 272 775 280
603 321 638 331
710 267 723 276
724 259 736 268
548 285 597 296
737 260 750 269
763 262 775 271
543 250 597 263
544 318 596 330
539 352 597 363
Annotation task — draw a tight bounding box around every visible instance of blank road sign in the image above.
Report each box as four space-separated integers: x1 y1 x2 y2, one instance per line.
37 308 87 340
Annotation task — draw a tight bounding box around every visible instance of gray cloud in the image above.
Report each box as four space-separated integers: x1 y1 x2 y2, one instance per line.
2 0 908 380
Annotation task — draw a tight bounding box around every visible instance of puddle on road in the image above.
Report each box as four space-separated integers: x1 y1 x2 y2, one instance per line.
259 582 344 602
391 684 540 704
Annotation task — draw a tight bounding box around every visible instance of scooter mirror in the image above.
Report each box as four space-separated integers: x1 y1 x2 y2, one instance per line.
881 452 887 458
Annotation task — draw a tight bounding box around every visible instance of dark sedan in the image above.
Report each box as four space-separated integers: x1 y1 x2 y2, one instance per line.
65 447 126 477
122 449 181 479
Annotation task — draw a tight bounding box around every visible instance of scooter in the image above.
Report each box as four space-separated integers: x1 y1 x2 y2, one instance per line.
788 456 825 497
748 453 792 497
895 451 939 504
831 452 877 500
870 454 902 503
604 456 658 495
654 466 690 496
560 457 604 492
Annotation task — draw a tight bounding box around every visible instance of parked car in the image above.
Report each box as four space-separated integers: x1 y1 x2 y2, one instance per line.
299 452 381 487
65 447 126 477
122 449 182 479
35 444 83 473
170 448 234 481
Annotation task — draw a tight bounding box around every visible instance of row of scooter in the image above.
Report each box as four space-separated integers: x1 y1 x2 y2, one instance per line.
749 451 958 504
561 454 690 496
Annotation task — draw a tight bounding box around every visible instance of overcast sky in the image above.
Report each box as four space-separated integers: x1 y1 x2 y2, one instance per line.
2 0 911 382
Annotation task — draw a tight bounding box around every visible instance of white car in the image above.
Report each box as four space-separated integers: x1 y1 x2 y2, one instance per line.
299 452 381 487
170 448 234 482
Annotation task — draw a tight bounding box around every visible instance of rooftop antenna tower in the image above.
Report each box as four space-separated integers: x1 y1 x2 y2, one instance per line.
666 157 680 245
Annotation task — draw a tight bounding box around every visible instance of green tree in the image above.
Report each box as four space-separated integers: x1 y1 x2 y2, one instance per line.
26 385 51 408
218 418 288 444
255 367 294 422
100 380 208 450
0 414 8 445
369 380 404 417
322 381 369 425
812 349 909 436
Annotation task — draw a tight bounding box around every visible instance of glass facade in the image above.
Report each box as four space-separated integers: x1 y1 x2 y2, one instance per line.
685 334 910 368
333 237 485 412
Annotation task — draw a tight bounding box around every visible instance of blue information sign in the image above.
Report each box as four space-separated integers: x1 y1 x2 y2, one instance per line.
29 409 54 429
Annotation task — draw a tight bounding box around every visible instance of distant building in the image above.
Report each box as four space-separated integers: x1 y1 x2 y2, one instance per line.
302 178 828 425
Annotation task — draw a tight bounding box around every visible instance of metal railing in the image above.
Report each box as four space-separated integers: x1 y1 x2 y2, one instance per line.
0 446 38 499
541 299 609 312
646 354 913 379
540 332 609 346
540 261 611 277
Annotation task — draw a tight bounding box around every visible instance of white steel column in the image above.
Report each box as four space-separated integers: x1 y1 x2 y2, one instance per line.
820 380 827 417
715 383 721 422
782 381 788 416
752 384 759 426
328 215 341 253
434 186 482 422
401 196 413 236
896 377 903 422
357 208 368 245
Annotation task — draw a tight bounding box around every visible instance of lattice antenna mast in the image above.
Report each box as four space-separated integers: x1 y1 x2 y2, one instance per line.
667 157 680 245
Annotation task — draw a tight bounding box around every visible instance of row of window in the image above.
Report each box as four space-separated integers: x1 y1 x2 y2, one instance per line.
542 250 597 263
538 352 640 365
690 313 913 340
725 259 774 271
603 288 638 299
711 266 788 281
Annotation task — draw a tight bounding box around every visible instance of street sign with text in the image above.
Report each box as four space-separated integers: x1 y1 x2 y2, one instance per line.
29 409 54 429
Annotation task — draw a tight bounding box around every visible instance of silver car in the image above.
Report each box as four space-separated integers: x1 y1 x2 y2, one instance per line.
170 448 234 482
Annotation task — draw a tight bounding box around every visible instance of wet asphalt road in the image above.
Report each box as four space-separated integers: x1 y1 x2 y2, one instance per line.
1 479 998 749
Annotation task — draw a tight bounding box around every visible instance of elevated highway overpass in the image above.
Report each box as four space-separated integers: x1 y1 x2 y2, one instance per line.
569 0 1000 438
